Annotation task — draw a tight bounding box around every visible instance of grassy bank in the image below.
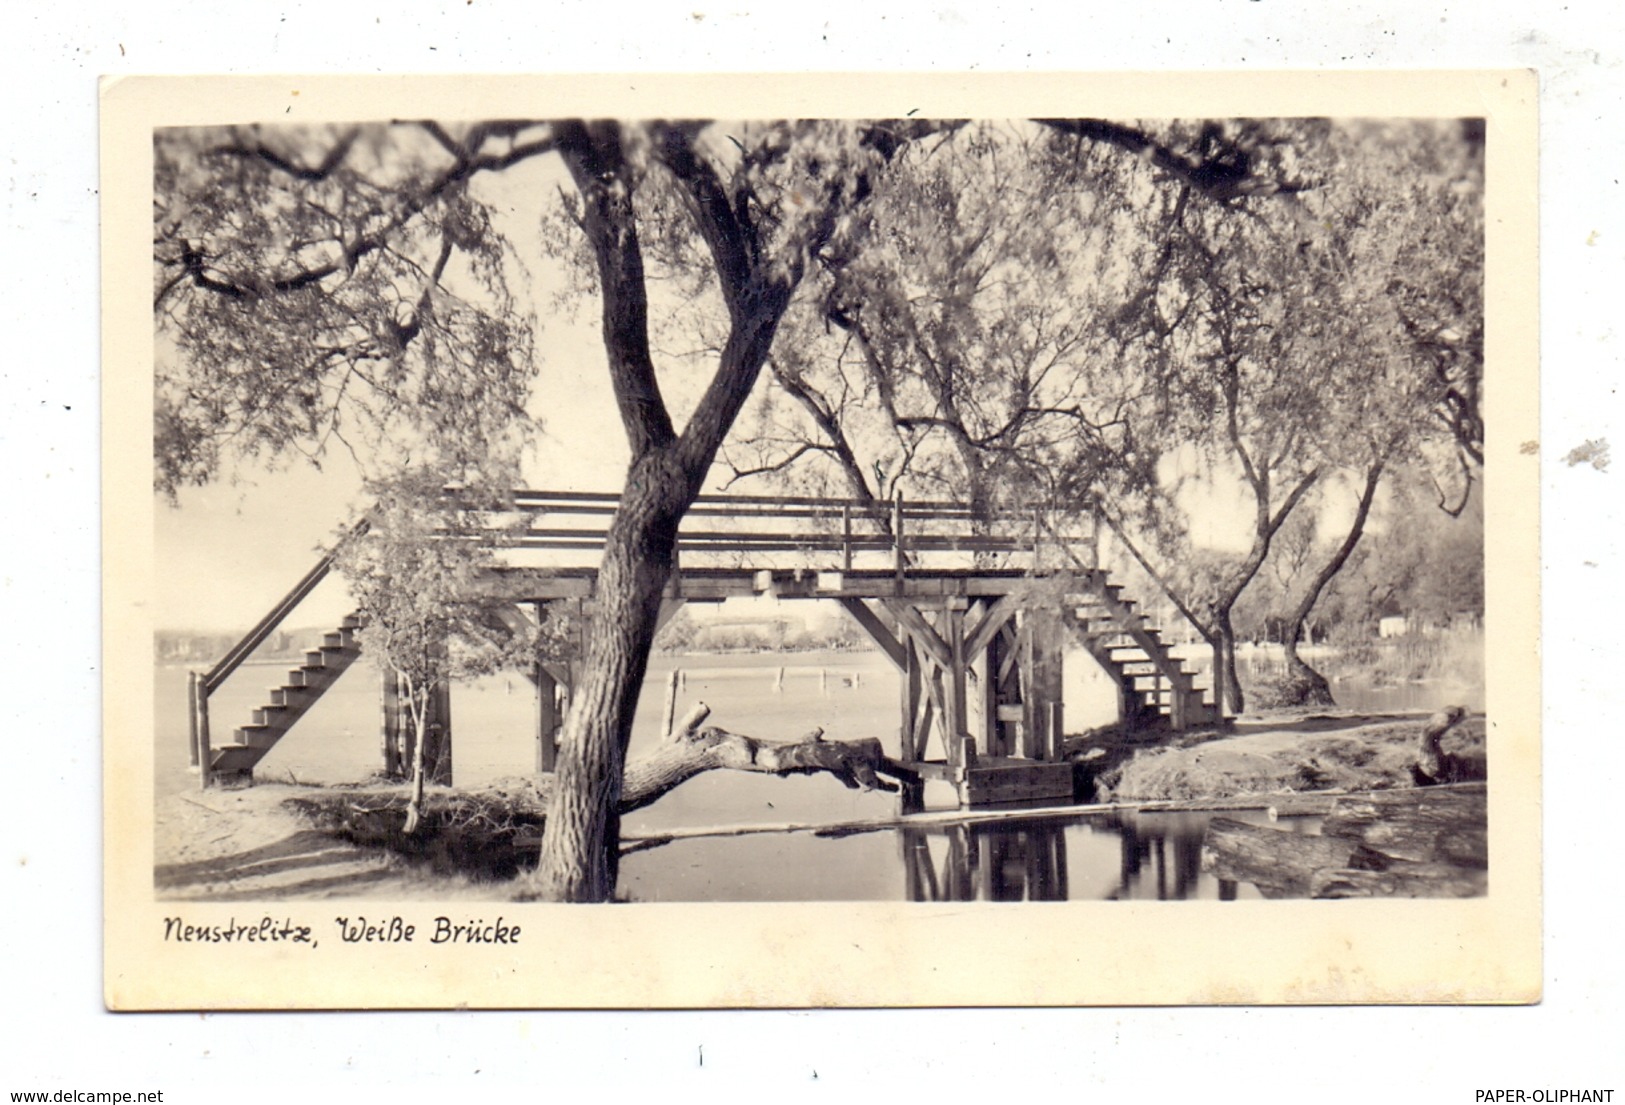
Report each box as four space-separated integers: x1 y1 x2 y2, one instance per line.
1233 625 1484 703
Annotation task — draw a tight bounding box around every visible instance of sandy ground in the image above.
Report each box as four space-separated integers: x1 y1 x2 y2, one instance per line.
154 709 1484 900
154 784 504 901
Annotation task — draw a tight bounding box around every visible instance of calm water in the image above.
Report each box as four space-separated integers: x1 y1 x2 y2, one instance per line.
155 644 1473 901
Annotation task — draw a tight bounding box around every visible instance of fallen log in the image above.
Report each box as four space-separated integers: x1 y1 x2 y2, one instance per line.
1201 784 1488 899
1321 785 1487 869
1309 863 1487 899
283 702 896 861
618 702 896 814
1202 818 1394 899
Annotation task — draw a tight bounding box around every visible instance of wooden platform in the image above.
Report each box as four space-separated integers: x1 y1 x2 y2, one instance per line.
962 757 1078 806
885 756 1079 808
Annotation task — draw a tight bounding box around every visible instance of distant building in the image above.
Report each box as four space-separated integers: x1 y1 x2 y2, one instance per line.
1378 615 1410 639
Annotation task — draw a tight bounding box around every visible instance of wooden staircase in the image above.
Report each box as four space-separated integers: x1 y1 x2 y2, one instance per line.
1069 574 1220 731
207 615 364 782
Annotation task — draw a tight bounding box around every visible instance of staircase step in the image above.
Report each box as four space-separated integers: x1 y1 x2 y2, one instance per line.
1075 597 1132 616
231 723 285 750
303 644 358 667
269 686 318 707
208 617 364 783
210 745 263 774
1100 632 1161 648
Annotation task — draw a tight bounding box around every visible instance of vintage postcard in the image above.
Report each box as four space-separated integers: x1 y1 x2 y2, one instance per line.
102 71 1540 1009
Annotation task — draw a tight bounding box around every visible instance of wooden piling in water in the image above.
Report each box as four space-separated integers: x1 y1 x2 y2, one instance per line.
662 668 679 736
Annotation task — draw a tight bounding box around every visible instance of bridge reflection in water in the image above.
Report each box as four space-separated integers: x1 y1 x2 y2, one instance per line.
898 812 1254 902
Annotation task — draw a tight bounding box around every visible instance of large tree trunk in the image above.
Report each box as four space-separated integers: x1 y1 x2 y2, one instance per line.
1278 463 1384 708
529 450 692 902
531 122 837 901
1213 606 1245 716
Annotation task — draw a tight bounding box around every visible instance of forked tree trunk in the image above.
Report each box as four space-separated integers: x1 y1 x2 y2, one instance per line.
1279 463 1384 708
529 450 693 901
530 121 828 901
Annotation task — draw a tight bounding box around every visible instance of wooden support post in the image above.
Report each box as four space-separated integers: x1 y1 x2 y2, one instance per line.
1170 676 1189 731
534 663 559 773
981 632 999 758
922 661 951 763
973 638 995 758
899 636 922 761
194 676 213 790
945 598 969 769
838 598 905 668
427 680 453 785
1018 617 1039 759
841 504 853 572
1029 613 1065 761
186 671 200 771
381 668 403 777
892 489 906 586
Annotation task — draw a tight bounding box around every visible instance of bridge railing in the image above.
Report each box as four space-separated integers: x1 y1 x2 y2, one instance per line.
503 489 1099 572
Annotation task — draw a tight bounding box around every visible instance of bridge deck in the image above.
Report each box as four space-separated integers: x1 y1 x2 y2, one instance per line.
482 564 1075 602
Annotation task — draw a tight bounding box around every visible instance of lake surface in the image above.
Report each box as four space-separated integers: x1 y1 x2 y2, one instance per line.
154 643 1472 901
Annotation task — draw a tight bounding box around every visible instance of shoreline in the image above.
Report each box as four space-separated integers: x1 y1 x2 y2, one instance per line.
153 707 1486 902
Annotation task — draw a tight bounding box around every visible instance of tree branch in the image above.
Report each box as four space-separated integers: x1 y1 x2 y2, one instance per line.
1036 119 1316 202
553 120 676 457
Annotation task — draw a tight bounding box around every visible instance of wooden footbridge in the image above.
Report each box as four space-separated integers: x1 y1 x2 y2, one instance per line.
187 489 1221 806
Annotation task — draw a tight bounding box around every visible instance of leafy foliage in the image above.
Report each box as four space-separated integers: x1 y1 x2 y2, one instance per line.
334 467 569 688
153 123 545 497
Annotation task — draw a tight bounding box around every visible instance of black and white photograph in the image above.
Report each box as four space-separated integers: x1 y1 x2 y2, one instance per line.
101 72 1539 1009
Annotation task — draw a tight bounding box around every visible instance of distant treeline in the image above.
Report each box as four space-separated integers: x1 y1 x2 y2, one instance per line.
155 627 334 664
653 612 875 655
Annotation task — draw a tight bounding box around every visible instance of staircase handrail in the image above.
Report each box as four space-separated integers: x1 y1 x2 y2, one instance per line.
200 514 372 695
